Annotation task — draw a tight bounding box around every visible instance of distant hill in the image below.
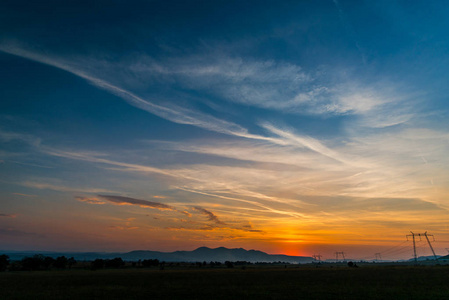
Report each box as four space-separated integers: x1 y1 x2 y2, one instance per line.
406 255 442 262
1 247 313 263
438 254 449 260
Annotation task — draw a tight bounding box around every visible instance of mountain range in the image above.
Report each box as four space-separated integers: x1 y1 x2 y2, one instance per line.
2 247 314 263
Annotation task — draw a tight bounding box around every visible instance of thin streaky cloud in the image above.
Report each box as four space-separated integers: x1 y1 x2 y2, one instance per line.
42 147 200 181
75 196 106 205
12 193 37 197
261 123 349 164
0 43 313 146
20 181 120 194
0 213 17 218
0 43 251 138
0 129 41 146
192 206 226 225
97 194 175 210
177 186 307 219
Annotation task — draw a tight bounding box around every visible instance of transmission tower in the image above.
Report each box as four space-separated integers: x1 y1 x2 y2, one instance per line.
312 254 322 262
423 232 437 259
335 251 345 262
406 231 437 263
374 253 381 262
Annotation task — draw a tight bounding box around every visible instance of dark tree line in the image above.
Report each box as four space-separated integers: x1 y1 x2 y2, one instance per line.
141 259 160 267
91 257 125 270
0 253 293 272
0 255 77 271
0 255 9 271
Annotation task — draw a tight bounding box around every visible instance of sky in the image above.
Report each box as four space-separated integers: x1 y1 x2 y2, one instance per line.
1 0 449 261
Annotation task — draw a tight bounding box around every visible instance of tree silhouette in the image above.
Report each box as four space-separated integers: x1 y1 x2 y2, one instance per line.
21 255 45 271
91 259 104 270
54 256 68 269
105 257 124 269
67 257 77 269
0 255 9 271
141 259 159 267
43 256 55 270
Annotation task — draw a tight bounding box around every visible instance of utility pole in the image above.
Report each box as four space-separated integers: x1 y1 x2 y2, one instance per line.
406 232 419 264
312 254 322 262
335 251 345 262
374 253 381 262
406 231 437 263
423 232 437 260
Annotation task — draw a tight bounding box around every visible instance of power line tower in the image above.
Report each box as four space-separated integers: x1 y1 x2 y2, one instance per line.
335 251 345 262
423 231 437 260
446 248 449 254
374 253 382 262
406 232 419 264
406 231 437 263
312 254 322 262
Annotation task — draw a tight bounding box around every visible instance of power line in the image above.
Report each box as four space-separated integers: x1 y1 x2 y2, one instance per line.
335 251 345 262
374 253 381 261
312 254 322 262
406 231 437 263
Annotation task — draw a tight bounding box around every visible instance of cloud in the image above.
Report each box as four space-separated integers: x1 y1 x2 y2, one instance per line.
165 225 216 231
0 43 251 138
239 223 264 233
97 194 175 211
0 213 17 218
108 225 139 230
21 181 119 194
261 123 349 164
12 193 37 197
192 206 226 225
0 129 41 146
75 196 106 205
137 55 312 110
0 228 41 237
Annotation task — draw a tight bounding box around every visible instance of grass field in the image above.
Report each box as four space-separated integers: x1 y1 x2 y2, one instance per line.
1 265 449 299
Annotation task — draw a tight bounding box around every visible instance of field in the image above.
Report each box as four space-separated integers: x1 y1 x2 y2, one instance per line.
1 265 449 299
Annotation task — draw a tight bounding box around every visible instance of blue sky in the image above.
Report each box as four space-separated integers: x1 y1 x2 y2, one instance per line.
1 0 449 259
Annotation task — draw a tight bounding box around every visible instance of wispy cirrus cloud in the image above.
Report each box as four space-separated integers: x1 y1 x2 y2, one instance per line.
192 206 225 225
0 213 17 218
128 52 414 129
0 129 41 146
75 196 106 205
0 43 251 138
0 41 412 138
20 181 119 194
261 123 350 164
12 193 37 197
97 194 175 211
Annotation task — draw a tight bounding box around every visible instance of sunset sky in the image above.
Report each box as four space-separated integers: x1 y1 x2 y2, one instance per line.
1 0 449 260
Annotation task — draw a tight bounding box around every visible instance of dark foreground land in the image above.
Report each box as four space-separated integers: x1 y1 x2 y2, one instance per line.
1 265 449 299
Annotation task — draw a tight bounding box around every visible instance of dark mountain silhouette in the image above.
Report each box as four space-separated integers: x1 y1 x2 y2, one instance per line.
406 255 442 262
123 247 313 263
2 247 313 263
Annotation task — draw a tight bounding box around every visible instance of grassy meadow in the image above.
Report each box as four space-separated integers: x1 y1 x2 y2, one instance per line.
1 265 449 299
